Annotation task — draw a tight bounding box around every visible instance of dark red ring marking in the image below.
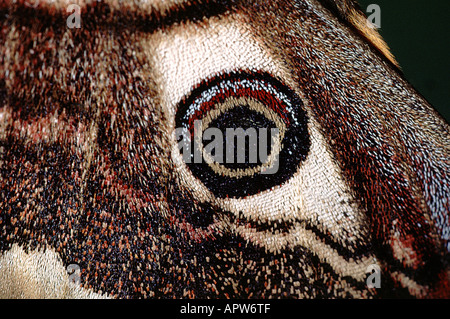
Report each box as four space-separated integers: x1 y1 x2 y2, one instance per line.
186 80 292 136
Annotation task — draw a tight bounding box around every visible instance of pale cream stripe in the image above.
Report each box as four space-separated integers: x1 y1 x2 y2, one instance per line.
390 271 428 298
235 223 377 281
0 244 110 299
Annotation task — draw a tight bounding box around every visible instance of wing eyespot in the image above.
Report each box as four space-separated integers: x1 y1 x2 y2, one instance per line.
175 70 310 198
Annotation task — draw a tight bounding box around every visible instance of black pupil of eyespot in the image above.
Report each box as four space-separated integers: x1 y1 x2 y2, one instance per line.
207 106 276 169
175 71 310 198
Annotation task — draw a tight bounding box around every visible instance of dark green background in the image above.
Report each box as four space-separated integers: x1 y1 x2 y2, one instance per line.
358 0 449 122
